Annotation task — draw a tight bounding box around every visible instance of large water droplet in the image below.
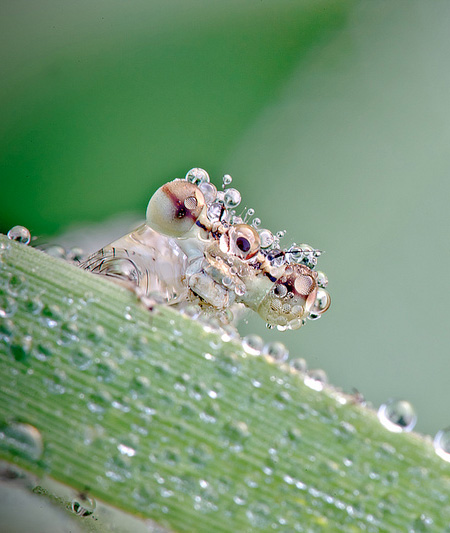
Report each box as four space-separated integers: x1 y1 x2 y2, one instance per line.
262 341 289 363
242 334 264 356
199 181 217 203
223 188 241 209
258 229 274 248
0 422 43 461
7 225 31 245
289 357 307 373
185 167 210 185
377 399 417 433
433 427 450 462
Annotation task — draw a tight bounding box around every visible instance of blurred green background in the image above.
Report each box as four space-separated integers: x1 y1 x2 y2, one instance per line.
1 0 449 437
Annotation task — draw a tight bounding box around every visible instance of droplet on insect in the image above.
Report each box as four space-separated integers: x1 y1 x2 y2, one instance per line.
258 229 274 249
223 188 241 209
266 249 285 267
199 181 217 203
185 167 210 185
222 174 233 186
7 225 31 245
377 399 417 433
0 422 43 461
207 202 223 222
242 334 264 355
285 245 304 264
309 289 331 317
262 341 289 362
316 271 328 288
252 217 261 228
433 427 450 462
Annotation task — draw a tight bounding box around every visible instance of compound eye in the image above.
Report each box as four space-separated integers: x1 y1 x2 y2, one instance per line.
229 224 260 260
146 179 206 237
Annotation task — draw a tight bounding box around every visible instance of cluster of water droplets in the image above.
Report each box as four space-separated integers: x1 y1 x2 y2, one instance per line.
186 168 325 277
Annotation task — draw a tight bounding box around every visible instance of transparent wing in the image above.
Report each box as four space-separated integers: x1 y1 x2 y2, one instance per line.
80 223 189 304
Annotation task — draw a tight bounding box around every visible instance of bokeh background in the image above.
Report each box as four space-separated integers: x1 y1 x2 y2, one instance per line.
1 0 449 437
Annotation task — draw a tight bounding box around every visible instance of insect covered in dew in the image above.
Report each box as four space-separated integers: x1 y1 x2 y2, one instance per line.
81 168 330 330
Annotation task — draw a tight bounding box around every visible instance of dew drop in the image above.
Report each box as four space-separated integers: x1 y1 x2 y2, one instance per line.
308 368 328 383
10 335 32 362
309 289 331 316
42 245 67 259
185 167 210 185
223 188 242 209
118 443 137 457
262 341 289 363
0 293 17 318
258 229 274 248
67 247 84 262
316 270 328 288
285 245 304 264
7 225 31 245
222 174 233 186
266 249 285 267
0 422 43 461
71 494 96 516
433 427 450 462
198 181 217 203
377 399 417 433
290 358 308 373
207 202 224 222
242 334 264 355
252 217 261 228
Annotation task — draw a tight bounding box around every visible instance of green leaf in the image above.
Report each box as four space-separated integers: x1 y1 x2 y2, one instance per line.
0 235 449 532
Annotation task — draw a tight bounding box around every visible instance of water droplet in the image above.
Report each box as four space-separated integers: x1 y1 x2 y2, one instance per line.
71 494 96 516
86 325 106 343
433 427 450 462
0 422 43 461
198 181 217 203
207 202 224 222
242 334 264 355
290 358 307 373
7 225 31 245
71 346 93 370
316 270 328 288
411 513 434 532
252 217 261 228
118 443 137 457
185 167 210 185
42 245 67 259
221 420 250 447
262 341 289 363
25 295 44 315
258 229 274 248
285 245 304 264
309 289 331 316
377 399 417 433
0 293 17 318
223 188 241 208
266 249 285 267
0 318 14 338
308 368 328 383
10 336 32 362
222 174 233 186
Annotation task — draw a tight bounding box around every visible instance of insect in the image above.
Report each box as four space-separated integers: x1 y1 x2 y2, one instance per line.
81 168 330 330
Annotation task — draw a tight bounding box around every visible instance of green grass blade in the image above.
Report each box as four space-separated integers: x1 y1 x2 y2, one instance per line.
0 235 449 532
